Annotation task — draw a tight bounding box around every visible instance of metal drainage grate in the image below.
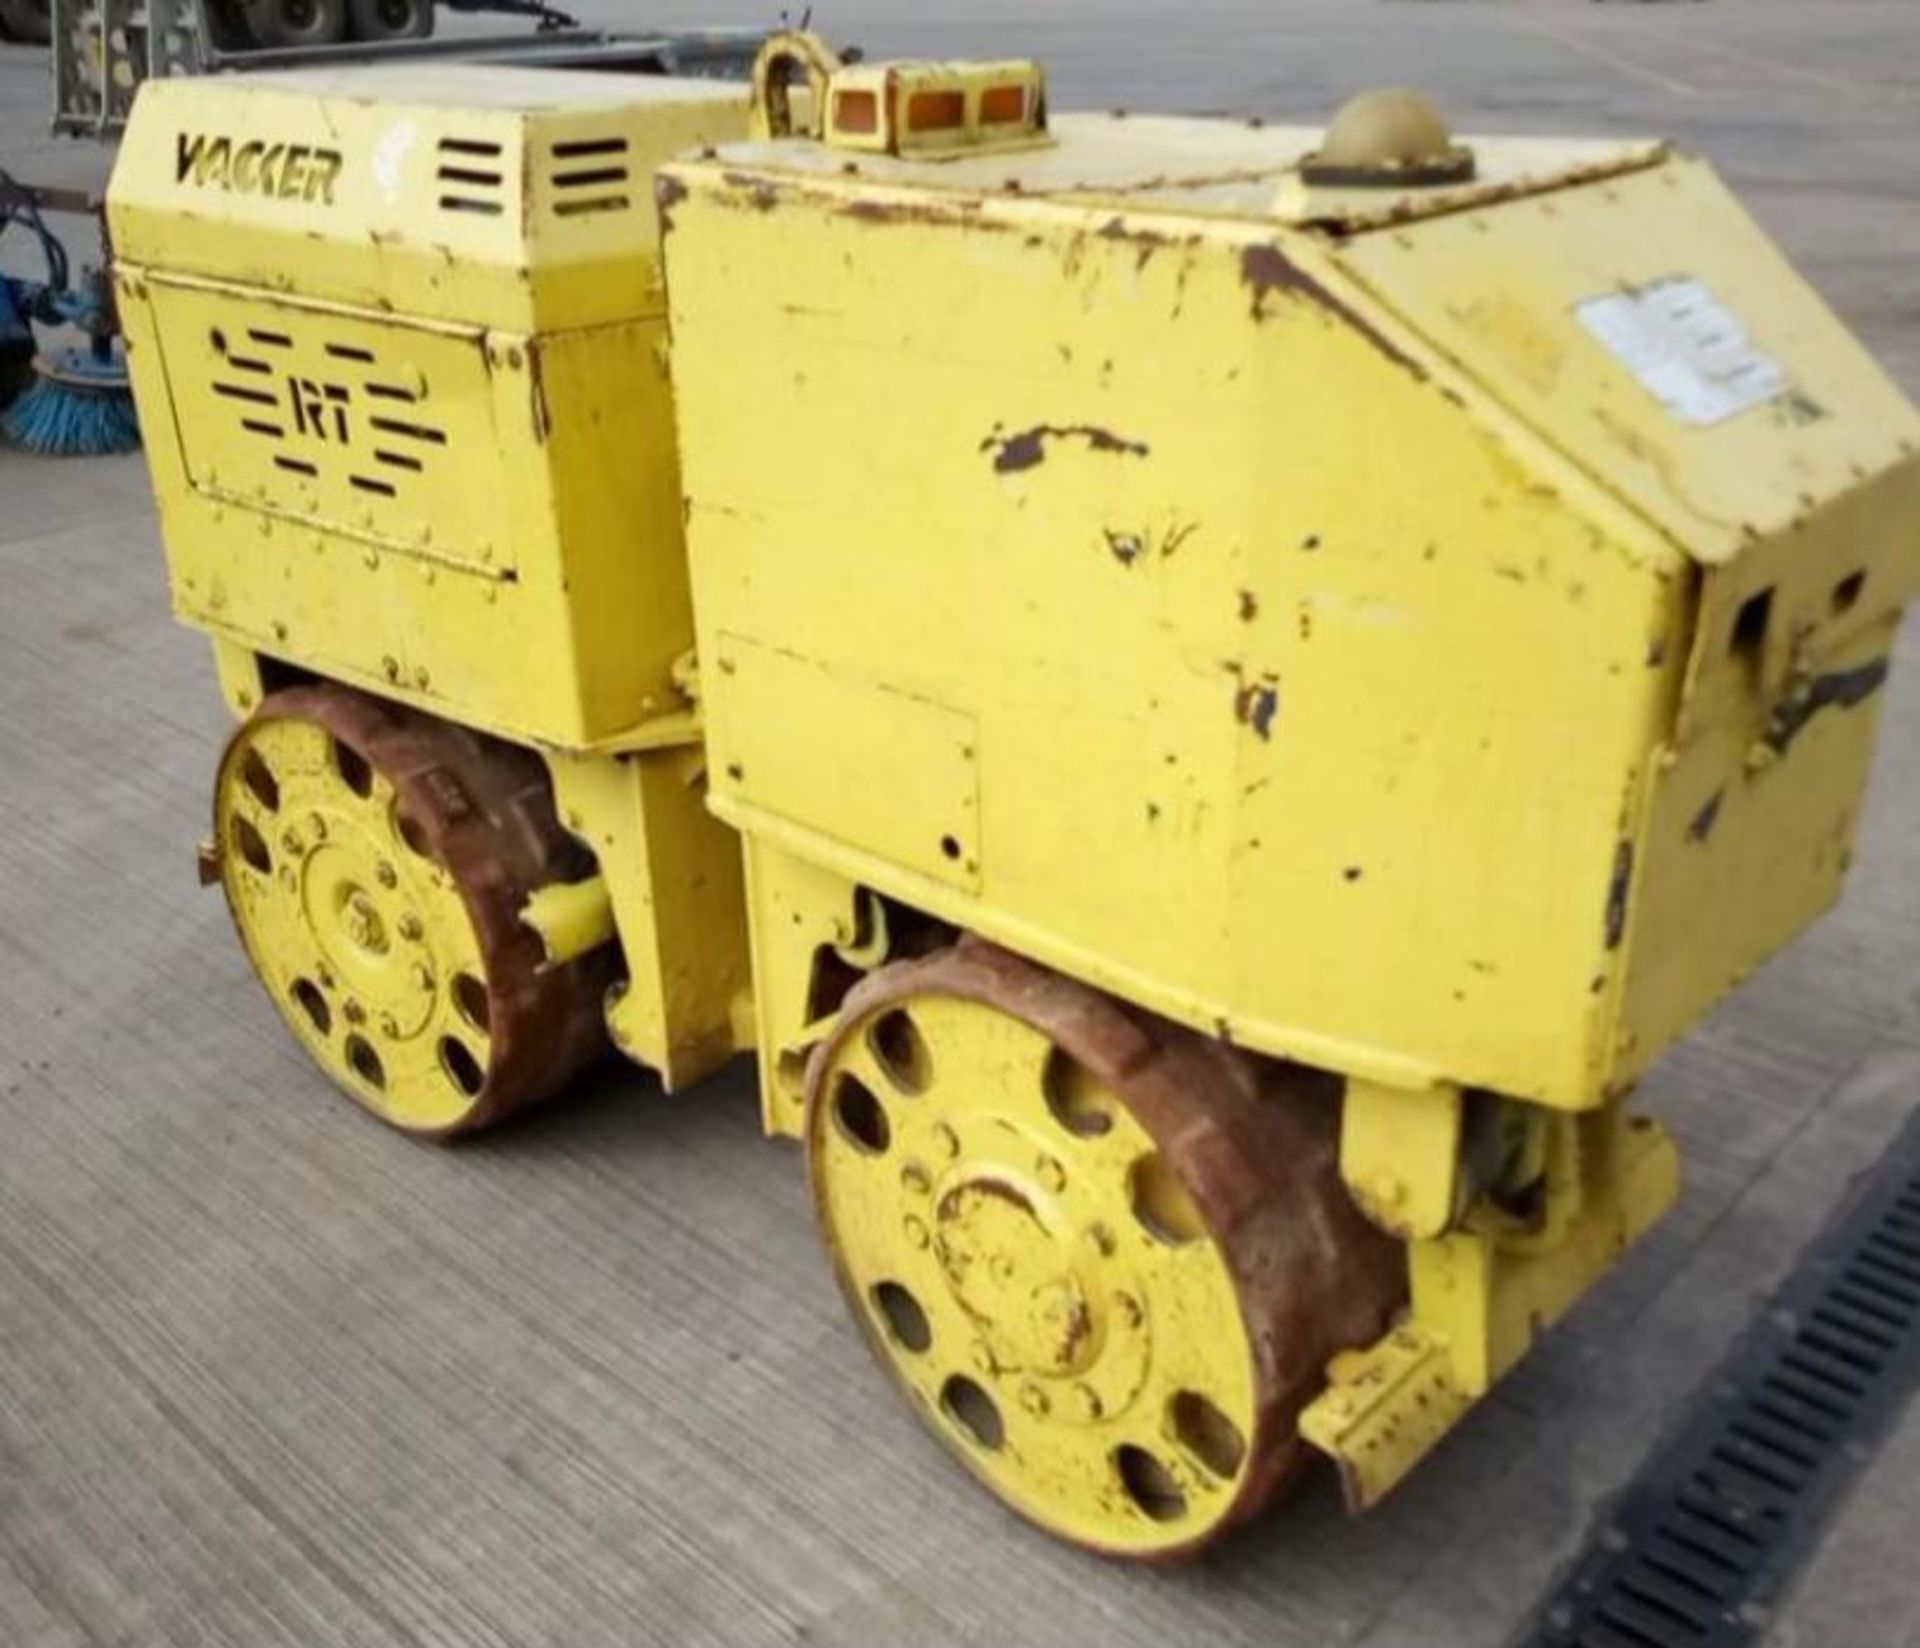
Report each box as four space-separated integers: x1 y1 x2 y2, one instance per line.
1512 1105 1920 1648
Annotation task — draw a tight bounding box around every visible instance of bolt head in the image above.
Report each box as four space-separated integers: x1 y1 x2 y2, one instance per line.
1019 1382 1051 1418
931 1123 960 1161
397 912 424 943
970 1342 996 1376
376 860 398 889
1037 1155 1067 1193
342 998 366 1025
903 1215 929 1251
1072 1383 1103 1420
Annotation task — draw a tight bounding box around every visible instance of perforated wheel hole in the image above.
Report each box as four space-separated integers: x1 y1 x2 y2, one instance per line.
439 1036 484 1098
1130 1151 1206 1245
290 978 331 1036
941 1375 1003 1450
833 1074 890 1154
240 748 280 812
232 814 272 874
871 1281 932 1354
344 1034 385 1090
452 972 490 1034
1115 1445 1186 1522
334 738 374 798
869 1009 932 1095
1170 1390 1245 1480
1043 1047 1115 1137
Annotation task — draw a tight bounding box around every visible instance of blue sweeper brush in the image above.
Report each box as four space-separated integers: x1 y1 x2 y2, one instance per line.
0 169 139 458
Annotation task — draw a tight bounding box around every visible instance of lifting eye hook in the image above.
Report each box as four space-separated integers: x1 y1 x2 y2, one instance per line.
749 28 846 142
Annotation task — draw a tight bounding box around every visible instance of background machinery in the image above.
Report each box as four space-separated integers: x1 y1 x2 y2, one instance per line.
0 170 137 453
105 33 1920 1558
42 0 767 138
0 0 49 45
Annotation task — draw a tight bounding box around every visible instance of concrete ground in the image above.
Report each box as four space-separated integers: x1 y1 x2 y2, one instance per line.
2 1 1918 1643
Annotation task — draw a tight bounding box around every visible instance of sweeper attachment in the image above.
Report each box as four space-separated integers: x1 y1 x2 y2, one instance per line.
0 170 136 455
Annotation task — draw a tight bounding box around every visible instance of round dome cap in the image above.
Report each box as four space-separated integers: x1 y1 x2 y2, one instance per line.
1301 88 1476 187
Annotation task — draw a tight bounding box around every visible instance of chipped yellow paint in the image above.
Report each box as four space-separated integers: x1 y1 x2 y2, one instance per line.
664 121 1920 1112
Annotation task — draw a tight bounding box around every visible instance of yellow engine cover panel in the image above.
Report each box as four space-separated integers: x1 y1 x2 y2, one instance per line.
1324 152 1920 1087
1329 155 1920 567
111 66 750 750
663 121 1920 1110
664 158 1682 1108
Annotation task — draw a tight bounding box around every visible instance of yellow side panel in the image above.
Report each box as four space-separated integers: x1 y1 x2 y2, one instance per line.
146 279 511 571
711 633 982 895
122 269 694 748
537 319 698 742
1611 462 1920 1080
1331 157 1920 566
1618 644 1892 1075
739 838 868 1138
665 173 1684 1108
546 746 750 1089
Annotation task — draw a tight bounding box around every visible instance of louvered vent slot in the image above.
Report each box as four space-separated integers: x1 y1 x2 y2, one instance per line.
437 136 504 217
550 136 631 217
210 324 289 428
199 321 447 506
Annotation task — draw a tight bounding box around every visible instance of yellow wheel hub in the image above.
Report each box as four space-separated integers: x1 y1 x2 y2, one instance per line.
808 963 1264 1556
217 712 493 1132
212 684 613 1138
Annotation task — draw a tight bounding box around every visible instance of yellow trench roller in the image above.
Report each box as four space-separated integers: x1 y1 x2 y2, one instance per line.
110 35 1920 1554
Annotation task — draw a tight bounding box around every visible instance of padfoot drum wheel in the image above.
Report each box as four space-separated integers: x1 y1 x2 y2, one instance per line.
805 938 1404 1558
212 683 612 1138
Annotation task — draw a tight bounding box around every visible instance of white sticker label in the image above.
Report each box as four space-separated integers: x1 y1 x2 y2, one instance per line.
371 119 419 208
1577 277 1787 427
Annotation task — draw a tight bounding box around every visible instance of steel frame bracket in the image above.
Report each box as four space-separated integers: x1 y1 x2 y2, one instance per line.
1306 1107 1682 1511
1300 1323 1472 1512
1340 1077 1465 1240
